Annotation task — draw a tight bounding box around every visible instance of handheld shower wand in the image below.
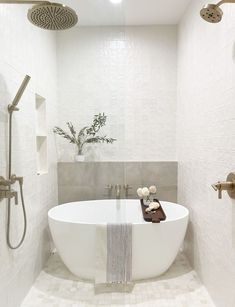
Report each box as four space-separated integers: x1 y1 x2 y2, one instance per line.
6 75 30 249
8 75 30 113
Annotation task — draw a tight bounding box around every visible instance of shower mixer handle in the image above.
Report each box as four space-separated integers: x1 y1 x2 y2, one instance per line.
5 190 18 205
0 190 18 205
0 175 22 205
211 182 234 199
211 172 235 199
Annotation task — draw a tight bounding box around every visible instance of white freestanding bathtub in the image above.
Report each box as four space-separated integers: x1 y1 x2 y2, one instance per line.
48 199 188 281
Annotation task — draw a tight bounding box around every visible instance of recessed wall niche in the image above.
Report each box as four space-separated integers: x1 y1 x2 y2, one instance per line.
35 94 48 175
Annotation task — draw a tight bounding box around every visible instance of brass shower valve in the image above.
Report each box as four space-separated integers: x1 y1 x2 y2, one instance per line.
0 175 23 186
0 175 22 205
212 172 235 199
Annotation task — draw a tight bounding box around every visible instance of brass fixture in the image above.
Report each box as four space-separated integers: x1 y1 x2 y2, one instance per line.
0 1 78 30
115 184 122 198
0 176 18 205
212 172 235 199
105 184 113 198
200 0 235 23
8 75 30 114
1 75 30 249
123 184 132 198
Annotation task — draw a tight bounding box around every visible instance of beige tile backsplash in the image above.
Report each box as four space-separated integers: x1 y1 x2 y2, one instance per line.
58 162 177 204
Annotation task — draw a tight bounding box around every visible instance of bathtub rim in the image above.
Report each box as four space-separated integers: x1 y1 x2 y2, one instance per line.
48 199 189 225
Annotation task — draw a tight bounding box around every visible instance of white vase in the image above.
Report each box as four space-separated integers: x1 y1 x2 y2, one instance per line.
74 154 85 162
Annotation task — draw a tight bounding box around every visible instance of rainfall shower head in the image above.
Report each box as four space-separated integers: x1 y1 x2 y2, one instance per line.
0 1 78 30
200 1 235 23
27 2 78 30
200 4 223 23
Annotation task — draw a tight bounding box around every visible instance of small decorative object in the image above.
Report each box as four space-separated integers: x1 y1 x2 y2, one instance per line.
136 185 157 206
53 113 116 161
145 201 160 213
137 188 143 198
142 187 150 197
149 185 157 194
140 199 166 223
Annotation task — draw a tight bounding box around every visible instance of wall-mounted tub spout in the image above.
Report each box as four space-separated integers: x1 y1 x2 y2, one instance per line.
115 184 122 198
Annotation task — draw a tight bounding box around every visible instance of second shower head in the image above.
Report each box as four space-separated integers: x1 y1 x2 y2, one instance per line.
200 4 223 23
200 0 235 23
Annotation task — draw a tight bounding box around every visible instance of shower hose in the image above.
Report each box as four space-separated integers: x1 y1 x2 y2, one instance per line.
7 182 27 249
7 113 27 249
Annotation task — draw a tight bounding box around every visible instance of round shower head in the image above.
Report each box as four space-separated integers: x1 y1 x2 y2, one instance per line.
27 2 78 30
200 4 223 23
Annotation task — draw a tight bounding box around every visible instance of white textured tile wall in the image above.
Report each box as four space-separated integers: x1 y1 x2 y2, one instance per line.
0 5 58 307
177 1 235 307
57 26 177 162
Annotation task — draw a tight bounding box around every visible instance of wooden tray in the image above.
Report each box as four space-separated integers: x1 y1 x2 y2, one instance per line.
140 199 166 223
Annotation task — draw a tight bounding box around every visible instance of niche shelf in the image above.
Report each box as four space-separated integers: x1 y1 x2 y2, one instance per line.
35 94 48 175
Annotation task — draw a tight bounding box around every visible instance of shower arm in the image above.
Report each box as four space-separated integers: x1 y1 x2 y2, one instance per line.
0 1 50 4
217 0 235 6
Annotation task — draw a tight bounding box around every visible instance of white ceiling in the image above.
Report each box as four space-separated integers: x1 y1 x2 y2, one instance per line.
63 0 191 26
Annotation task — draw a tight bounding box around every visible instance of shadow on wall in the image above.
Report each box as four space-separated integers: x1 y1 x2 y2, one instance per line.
232 201 235 258
232 42 235 63
184 220 195 265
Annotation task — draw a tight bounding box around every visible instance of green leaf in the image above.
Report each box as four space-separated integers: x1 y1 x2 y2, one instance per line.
53 126 76 144
53 112 116 150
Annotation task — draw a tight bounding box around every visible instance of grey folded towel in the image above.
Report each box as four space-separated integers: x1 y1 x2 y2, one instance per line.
107 223 132 283
95 222 133 293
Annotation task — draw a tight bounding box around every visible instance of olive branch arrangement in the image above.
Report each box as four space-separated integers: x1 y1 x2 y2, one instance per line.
53 113 116 155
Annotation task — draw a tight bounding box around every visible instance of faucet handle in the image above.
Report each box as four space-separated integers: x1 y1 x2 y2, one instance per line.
12 190 18 205
5 190 18 205
211 183 219 191
211 177 235 199
211 182 222 199
105 184 113 190
104 184 113 198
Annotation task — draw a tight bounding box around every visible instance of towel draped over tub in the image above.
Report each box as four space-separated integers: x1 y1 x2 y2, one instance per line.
95 223 133 293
